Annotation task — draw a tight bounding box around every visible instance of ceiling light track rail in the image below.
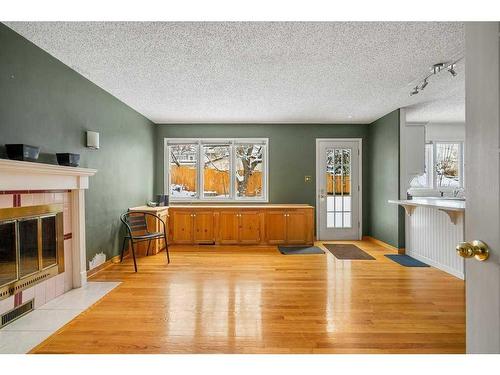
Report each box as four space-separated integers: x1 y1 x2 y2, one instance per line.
409 57 463 96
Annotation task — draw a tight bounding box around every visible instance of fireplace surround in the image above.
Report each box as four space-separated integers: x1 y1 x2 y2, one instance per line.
0 204 64 300
0 158 96 316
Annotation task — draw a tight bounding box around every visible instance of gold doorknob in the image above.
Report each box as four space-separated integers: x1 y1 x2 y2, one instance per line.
456 240 489 261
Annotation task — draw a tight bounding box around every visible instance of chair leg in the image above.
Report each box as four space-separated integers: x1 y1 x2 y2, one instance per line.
120 237 128 263
163 233 170 264
146 240 151 256
130 240 138 272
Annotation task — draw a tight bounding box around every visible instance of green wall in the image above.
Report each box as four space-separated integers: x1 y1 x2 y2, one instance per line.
0 23 156 267
1 21 404 257
367 109 404 248
155 124 371 233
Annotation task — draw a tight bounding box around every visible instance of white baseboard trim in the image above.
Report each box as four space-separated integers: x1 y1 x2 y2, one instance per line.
406 251 464 280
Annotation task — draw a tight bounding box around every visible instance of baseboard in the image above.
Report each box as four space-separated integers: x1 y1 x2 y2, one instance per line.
363 236 405 254
87 252 128 278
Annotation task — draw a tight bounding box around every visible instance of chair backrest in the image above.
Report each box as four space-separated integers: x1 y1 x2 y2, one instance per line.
121 212 148 235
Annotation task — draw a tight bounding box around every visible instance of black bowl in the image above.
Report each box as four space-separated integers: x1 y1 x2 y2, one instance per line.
5 144 40 161
56 153 80 167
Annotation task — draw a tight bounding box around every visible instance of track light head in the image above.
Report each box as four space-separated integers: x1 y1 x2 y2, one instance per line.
448 64 457 77
420 79 429 90
410 86 419 96
431 63 446 74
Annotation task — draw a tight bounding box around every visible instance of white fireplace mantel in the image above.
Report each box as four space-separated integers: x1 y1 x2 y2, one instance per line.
0 158 97 288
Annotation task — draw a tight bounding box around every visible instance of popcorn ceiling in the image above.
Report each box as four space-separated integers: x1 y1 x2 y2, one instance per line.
6 22 464 124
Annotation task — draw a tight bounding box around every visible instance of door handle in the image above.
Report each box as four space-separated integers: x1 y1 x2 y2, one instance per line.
456 240 489 261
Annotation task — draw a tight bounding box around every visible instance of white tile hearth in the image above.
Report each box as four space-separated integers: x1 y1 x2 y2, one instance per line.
0 281 120 354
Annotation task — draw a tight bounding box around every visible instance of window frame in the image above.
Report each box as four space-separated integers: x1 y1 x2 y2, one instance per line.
164 138 269 202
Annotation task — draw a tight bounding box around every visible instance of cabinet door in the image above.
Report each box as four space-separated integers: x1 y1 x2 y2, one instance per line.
218 211 239 244
239 211 261 244
265 210 287 244
286 210 312 245
170 210 193 244
193 211 215 244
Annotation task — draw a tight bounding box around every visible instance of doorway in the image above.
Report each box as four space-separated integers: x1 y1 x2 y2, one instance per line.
316 139 362 240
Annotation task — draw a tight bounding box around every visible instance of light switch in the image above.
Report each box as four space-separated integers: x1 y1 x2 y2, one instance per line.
304 176 312 183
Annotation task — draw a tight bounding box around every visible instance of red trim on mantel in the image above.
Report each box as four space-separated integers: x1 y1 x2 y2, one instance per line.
64 233 72 240
14 291 22 307
0 189 72 194
13 194 21 207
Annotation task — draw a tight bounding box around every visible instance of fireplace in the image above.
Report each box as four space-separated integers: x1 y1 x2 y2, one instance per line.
0 204 64 300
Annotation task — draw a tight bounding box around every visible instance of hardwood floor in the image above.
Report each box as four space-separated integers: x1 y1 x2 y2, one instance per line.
30 240 465 354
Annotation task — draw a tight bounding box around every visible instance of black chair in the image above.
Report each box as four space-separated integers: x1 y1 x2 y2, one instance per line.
120 211 170 272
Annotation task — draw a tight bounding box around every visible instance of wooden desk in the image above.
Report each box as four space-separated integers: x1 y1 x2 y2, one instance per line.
128 205 169 256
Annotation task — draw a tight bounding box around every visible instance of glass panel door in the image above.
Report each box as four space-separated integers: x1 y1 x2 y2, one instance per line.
318 140 360 240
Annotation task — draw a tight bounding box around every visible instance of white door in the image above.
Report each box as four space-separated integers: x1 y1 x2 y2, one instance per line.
316 139 361 240
464 22 500 353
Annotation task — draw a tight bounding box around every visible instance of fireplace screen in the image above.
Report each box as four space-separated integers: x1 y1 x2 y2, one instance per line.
0 221 17 286
0 205 64 300
18 218 39 278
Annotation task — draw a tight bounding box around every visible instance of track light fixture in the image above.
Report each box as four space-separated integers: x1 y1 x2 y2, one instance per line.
448 63 457 77
409 58 461 96
410 86 419 96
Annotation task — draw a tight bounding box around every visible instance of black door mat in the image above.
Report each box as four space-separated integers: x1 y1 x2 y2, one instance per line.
323 243 375 260
278 245 325 255
385 254 430 267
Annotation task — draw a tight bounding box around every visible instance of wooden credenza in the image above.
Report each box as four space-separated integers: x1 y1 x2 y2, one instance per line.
168 204 314 246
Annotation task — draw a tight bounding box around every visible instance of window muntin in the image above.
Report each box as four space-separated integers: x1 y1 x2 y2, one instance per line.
165 139 268 202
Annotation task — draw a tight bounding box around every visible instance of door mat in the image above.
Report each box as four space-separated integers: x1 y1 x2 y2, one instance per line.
323 243 375 260
278 245 325 255
384 254 430 267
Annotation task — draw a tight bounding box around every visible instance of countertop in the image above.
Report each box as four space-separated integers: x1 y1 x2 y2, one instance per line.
168 203 314 209
129 205 169 212
130 204 314 211
388 198 465 211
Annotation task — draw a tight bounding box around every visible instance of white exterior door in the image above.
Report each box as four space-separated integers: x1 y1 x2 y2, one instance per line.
464 22 500 353
316 139 361 240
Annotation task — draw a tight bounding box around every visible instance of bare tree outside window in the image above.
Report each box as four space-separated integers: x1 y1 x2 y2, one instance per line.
235 144 263 198
166 139 267 201
435 143 460 188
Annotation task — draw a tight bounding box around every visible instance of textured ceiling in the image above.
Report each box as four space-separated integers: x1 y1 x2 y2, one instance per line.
6 22 465 124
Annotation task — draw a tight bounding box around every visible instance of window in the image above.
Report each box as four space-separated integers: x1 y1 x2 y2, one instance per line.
165 139 268 201
326 148 352 228
168 143 198 197
411 142 464 189
435 142 462 188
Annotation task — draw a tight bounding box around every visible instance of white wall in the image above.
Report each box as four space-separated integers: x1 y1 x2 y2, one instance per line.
425 122 465 142
403 121 466 197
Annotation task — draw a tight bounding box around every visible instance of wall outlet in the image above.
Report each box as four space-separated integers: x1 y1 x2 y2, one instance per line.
89 252 106 270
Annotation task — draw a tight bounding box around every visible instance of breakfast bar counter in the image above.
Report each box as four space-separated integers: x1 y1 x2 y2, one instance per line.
389 198 465 279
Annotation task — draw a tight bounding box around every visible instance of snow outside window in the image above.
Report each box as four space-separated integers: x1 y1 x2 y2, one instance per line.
165 139 268 202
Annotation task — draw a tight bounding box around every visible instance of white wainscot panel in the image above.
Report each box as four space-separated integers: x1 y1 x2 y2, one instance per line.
407 206 465 279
